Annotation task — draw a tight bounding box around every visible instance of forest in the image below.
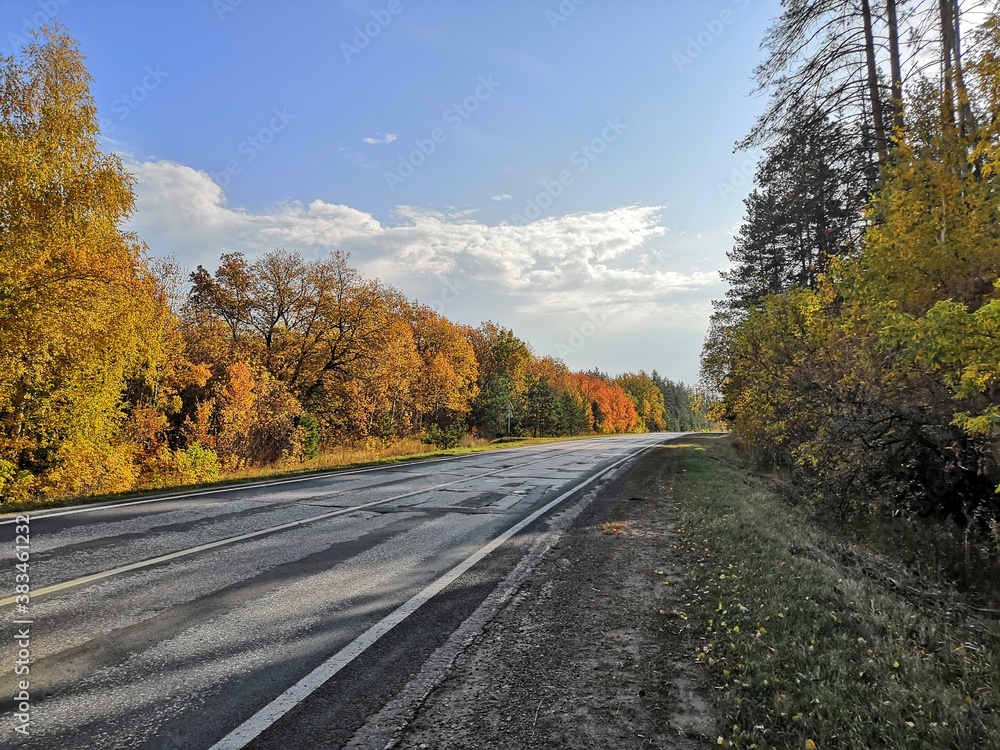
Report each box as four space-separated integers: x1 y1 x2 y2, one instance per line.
0 27 709 504
702 1 1000 554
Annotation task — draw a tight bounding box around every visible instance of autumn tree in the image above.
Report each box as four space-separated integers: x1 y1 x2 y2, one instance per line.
467 322 532 437
0 26 167 500
212 362 302 467
574 374 639 434
406 303 478 429
723 2 979 322
615 372 667 432
704 7 1000 527
467 322 533 385
187 249 423 442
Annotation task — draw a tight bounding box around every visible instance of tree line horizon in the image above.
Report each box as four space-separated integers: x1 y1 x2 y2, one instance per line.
0 26 710 504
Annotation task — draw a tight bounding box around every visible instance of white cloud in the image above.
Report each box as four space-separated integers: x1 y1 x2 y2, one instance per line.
362 133 398 144
124 158 721 379
491 193 512 201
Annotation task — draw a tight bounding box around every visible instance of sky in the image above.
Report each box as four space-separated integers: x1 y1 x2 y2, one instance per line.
2 0 778 384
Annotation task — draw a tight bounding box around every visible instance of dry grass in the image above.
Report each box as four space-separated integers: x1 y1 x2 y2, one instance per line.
662 435 1000 749
222 437 434 482
600 520 633 536
1 433 592 514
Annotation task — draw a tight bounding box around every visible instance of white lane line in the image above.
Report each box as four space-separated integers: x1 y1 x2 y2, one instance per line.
207 438 665 750
0 443 615 608
0 437 632 525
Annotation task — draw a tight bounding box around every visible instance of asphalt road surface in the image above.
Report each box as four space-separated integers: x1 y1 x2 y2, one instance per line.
0 434 684 750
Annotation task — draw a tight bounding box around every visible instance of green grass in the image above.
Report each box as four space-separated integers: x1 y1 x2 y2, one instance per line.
662 435 1000 749
0 432 608 516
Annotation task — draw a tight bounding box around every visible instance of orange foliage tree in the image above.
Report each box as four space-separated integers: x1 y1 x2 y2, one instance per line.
574 374 639 434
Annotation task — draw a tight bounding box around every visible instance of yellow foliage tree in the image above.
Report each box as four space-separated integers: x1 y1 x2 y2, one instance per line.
407 303 479 427
0 26 166 500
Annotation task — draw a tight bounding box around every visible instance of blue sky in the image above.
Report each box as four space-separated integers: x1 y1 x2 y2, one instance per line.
3 0 777 384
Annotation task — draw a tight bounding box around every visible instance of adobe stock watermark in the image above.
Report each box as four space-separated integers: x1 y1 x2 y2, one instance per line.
11 513 32 738
716 150 761 201
7 0 71 51
552 247 677 359
672 0 750 71
100 65 168 135
554 307 610 360
546 0 587 30
213 0 247 22
426 277 468 316
510 116 627 225
179 107 295 222
341 0 404 63
384 75 501 192
211 107 295 190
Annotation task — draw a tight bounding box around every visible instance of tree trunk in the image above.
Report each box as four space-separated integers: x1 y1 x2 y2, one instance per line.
861 0 888 166
951 0 974 136
940 0 957 127
887 0 904 134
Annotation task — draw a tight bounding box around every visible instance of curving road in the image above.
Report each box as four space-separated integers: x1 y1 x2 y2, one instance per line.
0 434 684 750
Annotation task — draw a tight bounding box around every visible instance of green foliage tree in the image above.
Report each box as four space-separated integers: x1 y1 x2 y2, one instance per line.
556 391 590 436
650 371 709 432
423 422 466 450
724 110 867 313
299 411 321 460
524 375 558 438
469 374 520 438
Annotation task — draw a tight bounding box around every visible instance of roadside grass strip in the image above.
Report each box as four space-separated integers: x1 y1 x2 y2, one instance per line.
664 436 1000 749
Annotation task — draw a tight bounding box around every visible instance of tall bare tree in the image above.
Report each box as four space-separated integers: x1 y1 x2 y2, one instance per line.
862 0 890 164
887 0 906 133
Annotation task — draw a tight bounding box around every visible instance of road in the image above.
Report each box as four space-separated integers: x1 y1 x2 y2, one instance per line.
0 433 683 750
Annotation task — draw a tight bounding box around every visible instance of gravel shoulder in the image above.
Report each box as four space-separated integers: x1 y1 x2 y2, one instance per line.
347 442 717 749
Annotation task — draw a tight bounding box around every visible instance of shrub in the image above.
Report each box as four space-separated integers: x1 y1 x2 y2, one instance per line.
0 460 35 504
423 423 466 449
151 443 221 487
299 411 321 460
